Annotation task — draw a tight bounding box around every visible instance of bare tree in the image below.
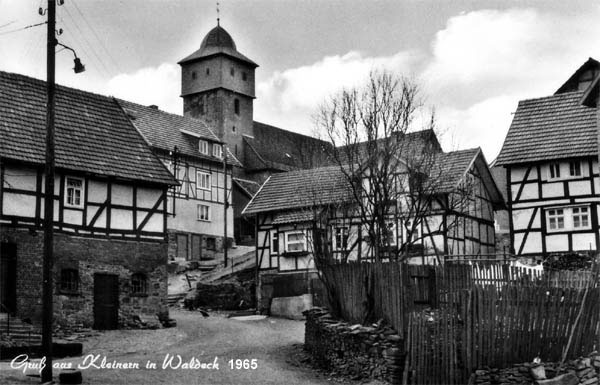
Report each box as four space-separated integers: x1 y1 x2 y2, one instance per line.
314 71 467 263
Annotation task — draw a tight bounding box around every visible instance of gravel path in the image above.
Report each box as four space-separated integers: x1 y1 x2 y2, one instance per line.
0 310 333 385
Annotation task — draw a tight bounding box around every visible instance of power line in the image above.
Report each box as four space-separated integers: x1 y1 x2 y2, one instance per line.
0 21 47 37
0 20 17 29
69 1 123 74
59 5 112 79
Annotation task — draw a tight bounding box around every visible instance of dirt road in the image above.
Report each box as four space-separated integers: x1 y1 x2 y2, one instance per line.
0 310 332 385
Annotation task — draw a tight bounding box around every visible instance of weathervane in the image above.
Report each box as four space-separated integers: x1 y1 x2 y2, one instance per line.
217 2 220 26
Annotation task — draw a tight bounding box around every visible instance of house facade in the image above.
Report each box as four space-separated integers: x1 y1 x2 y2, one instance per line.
116 100 238 260
495 58 600 258
242 132 504 314
0 72 176 329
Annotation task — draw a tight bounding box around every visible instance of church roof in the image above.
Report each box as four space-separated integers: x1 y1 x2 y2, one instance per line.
243 122 334 171
178 25 258 67
0 71 176 186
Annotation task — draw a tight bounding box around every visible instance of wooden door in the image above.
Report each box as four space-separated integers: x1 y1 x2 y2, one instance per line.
93 273 119 330
0 243 17 313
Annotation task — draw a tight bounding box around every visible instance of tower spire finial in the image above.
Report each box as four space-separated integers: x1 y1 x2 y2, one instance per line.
216 2 220 26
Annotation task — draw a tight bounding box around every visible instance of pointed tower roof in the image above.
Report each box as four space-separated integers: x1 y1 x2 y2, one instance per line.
178 25 258 67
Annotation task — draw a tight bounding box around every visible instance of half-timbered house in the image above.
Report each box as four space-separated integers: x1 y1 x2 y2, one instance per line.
116 100 240 260
242 131 504 314
0 71 176 329
495 58 600 258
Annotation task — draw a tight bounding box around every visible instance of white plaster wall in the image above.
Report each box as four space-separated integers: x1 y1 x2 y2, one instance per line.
167 198 233 237
513 208 539 230
112 184 133 206
542 183 564 198
572 233 596 251
568 181 592 196
546 234 568 252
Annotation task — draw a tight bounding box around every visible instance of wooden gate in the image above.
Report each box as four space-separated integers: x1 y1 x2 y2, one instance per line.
93 273 119 330
0 243 17 313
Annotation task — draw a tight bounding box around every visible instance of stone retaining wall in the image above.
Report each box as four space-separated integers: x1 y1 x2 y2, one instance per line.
304 308 404 383
473 353 600 385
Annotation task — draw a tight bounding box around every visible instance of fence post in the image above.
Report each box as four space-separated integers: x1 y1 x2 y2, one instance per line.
428 266 438 308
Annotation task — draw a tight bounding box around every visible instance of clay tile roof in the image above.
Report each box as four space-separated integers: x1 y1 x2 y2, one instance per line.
0 71 175 185
115 99 240 166
433 148 480 192
242 165 352 215
244 146 504 215
495 91 597 166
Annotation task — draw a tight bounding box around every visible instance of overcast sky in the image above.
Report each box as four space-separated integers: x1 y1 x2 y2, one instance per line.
1 0 599 161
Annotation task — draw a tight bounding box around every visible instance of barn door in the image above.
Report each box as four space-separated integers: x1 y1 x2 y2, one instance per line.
0 243 17 313
93 273 119 330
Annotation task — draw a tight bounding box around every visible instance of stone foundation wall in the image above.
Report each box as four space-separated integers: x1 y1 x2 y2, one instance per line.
1 227 168 328
304 308 404 383
473 353 600 385
257 271 326 315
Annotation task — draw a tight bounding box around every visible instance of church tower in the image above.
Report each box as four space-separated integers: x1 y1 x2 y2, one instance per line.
178 23 258 161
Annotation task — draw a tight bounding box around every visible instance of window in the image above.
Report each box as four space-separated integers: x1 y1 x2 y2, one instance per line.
230 67 235 76
385 221 397 246
334 227 349 250
405 221 421 243
191 71 197 80
232 125 236 132
547 209 565 230
242 72 247 81
197 171 211 190
199 140 209 155
572 207 589 228
234 98 240 115
213 144 223 159
270 230 279 254
206 68 210 76
285 232 306 253
60 268 78 294
131 273 147 295
549 163 561 179
569 161 581 177
65 177 84 208
206 237 216 251
197 204 210 221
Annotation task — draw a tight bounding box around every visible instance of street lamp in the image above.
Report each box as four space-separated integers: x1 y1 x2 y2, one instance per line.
57 42 85 73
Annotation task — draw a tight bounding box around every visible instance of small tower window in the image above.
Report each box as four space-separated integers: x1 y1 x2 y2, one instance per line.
232 126 236 132
131 273 148 295
234 98 240 115
230 67 235 76
191 71 197 80
60 268 79 294
242 72 247 81
206 68 210 76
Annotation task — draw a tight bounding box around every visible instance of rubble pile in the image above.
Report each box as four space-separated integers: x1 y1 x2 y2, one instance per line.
304 308 404 383
473 353 600 385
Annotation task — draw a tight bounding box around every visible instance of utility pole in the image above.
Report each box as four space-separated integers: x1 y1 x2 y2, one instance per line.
223 144 228 267
41 0 56 382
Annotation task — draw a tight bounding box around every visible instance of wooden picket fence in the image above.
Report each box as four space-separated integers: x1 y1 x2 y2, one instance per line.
320 261 600 384
406 284 600 384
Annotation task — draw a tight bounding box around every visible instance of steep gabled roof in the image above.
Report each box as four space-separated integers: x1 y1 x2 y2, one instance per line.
555 57 600 94
0 71 175 185
495 91 597 166
232 177 261 198
242 165 352 215
244 121 334 171
243 147 504 215
116 99 241 167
